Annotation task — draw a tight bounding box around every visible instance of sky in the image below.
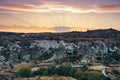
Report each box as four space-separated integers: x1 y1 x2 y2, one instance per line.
0 0 120 33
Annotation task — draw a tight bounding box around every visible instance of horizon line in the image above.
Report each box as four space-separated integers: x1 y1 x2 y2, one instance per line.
0 28 119 34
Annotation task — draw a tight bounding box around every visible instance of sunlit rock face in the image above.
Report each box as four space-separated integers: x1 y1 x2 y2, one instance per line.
30 40 64 49
0 39 120 64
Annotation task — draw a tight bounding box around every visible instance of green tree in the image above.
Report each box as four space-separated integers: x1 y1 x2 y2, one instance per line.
17 67 32 77
43 70 48 76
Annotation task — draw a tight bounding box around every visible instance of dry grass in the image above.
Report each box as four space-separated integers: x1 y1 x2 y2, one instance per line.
13 62 31 72
15 76 76 80
88 65 106 71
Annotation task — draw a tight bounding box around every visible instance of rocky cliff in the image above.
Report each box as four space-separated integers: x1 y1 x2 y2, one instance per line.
0 29 120 65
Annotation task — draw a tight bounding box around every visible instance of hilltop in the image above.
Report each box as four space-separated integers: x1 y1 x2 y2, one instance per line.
0 28 120 42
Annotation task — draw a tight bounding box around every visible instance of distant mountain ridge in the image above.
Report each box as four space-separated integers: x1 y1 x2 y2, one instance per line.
0 28 120 41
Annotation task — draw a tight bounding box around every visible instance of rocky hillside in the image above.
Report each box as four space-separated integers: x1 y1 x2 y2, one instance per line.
0 28 120 65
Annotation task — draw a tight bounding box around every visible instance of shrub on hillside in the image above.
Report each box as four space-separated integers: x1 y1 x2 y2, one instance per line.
17 67 32 77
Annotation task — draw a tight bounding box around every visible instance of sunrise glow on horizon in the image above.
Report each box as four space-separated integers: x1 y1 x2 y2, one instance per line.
0 0 120 33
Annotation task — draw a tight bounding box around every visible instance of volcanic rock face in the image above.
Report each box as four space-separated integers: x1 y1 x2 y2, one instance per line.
0 39 120 64
0 29 120 65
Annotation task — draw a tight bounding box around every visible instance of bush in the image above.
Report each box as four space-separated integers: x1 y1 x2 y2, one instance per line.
33 65 108 80
17 67 32 77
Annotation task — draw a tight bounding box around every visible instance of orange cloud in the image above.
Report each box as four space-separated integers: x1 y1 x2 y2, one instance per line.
0 24 87 33
0 25 89 33
0 25 55 33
